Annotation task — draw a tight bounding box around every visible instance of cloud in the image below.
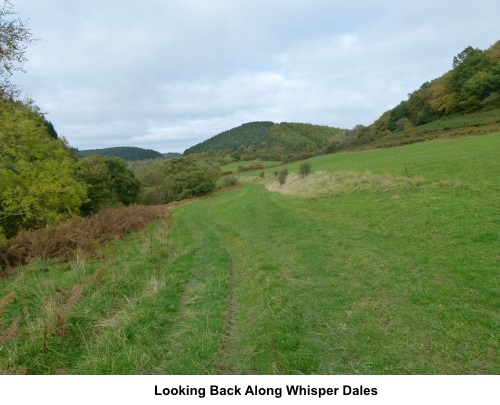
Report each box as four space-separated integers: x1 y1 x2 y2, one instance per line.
11 0 500 152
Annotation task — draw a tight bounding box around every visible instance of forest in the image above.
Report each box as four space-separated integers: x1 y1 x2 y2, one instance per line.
184 121 348 162
78 146 164 161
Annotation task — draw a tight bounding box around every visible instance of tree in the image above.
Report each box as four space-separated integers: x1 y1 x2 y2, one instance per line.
387 101 410 131
159 158 217 202
278 168 289 186
0 0 36 96
452 46 480 69
449 46 500 113
299 162 312 178
79 156 140 215
136 157 218 204
0 99 86 237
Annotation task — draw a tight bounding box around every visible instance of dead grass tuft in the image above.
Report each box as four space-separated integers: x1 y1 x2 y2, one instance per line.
43 283 85 343
0 292 16 318
0 366 27 375
258 170 428 198
0 316 20 346
55 284 84 342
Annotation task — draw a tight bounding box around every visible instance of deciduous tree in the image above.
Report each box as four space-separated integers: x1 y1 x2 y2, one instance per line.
0 99 86 237
0 0 36 96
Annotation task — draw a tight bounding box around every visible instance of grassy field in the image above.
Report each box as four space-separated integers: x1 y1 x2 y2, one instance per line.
220 160 281 172
0 133 498 374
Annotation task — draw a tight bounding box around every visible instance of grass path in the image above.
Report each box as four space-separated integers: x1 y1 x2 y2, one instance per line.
169 174 498 374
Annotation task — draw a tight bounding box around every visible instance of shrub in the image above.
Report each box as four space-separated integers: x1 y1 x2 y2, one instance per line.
299 162 312 178
163 170 216 202
278 168 289 185
222 174 239 187
159 158 218 203
237 161 264 172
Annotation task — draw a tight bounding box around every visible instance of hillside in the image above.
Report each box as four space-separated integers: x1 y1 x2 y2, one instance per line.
162 152 183 159
0 132 498 374
340 40 500 150
79 146 164 161
183 121 348 161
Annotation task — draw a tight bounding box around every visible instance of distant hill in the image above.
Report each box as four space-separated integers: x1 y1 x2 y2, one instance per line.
184 121 348 161
163 152 183 159
79 146 164 161
340 40 500 150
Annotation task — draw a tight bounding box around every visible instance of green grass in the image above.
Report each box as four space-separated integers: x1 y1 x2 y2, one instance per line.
242 132 499 184
0 133 498 374
220 160 281 172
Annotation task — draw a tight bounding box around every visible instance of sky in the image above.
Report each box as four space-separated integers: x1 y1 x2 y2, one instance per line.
10 0 500 153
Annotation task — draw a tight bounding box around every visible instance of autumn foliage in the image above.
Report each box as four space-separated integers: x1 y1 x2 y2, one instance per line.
1 205 169 269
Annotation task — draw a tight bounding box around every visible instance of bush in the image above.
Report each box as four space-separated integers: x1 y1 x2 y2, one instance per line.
237 161 264 172
278 168 289 185
222 174 239 187
163 170 216 202
135 158 219 204
4 205 169 268
138 189 164 205
299 162 312 178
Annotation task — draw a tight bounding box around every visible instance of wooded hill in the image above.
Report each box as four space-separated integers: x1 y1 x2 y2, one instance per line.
183 121 348 162
79 146 164 161
163 152 183 159
342 41 500 149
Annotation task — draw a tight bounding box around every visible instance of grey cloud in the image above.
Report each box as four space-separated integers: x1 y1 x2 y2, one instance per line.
11 0 500 153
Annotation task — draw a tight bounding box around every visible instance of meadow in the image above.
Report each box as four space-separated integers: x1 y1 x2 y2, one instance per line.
220 160 282 172
0 133 498 374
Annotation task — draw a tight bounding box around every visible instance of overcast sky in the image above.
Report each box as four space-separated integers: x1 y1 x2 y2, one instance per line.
11 0 500 153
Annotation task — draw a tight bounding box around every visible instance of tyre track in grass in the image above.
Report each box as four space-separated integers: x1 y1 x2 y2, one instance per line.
215 256 238 374
149 205 231 374
187 185 327 374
